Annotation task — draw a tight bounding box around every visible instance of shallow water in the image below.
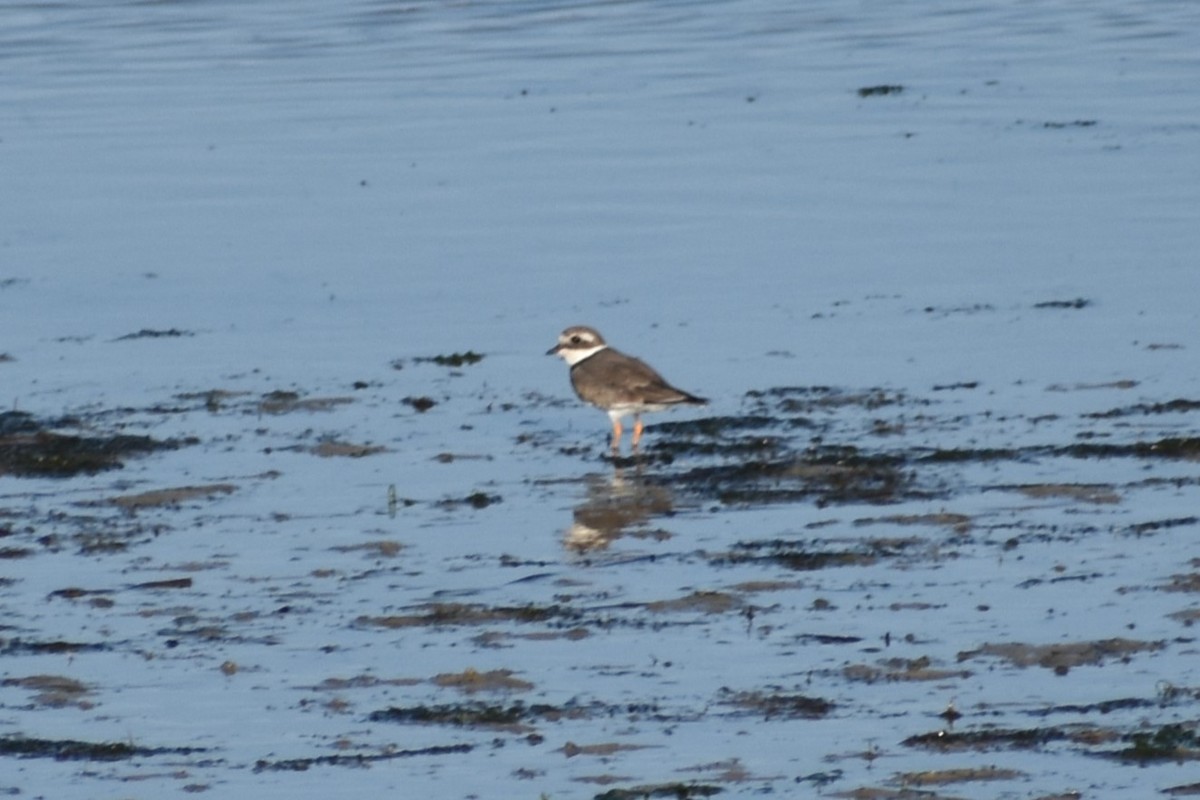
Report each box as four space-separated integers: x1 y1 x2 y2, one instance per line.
3 1 1200 798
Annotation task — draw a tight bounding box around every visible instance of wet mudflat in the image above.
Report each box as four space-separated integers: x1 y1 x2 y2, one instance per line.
4 0 1200 797
2 344 1199 798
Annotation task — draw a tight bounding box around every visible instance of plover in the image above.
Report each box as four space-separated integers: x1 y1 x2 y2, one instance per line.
547 326 707 450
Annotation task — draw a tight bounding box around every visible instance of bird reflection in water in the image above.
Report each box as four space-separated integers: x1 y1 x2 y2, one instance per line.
563 466 676 555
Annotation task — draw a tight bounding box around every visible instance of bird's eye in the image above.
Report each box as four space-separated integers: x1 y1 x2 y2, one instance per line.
570 335 581 344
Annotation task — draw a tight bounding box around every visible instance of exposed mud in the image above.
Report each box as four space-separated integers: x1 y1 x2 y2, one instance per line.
1 675 93 709
593 784 723 799
253 743 474 772
958 638 1165 672
3 378 1199 799
258 390 355 415
105 483 238 510
902 719 1200 765
0 411 189 477
586 387 1200 516
718 689 834 720
414 351 486 368
0 735 204 761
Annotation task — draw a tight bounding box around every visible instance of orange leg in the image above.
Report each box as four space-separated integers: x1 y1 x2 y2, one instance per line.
632 416 644 448
611 418 623 450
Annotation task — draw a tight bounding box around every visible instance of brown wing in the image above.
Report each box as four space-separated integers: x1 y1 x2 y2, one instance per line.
571 348 706 407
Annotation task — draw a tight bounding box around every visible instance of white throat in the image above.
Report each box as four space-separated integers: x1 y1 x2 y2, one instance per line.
559 344 606 366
